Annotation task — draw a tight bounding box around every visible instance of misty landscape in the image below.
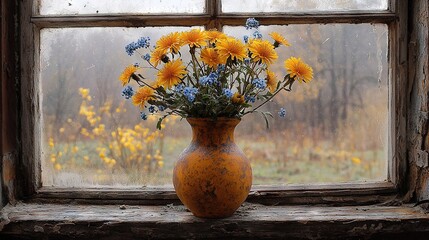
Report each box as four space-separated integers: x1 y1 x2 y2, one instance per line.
39 1 389 187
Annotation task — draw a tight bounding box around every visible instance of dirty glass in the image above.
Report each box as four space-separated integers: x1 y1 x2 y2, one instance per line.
221 0 388 13
39 0 206 15
40 23 388 187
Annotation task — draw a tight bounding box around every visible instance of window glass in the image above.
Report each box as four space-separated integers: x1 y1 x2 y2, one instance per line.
221 0 388 13
40 24 388 187
226 24 389 184
40 27 193 187
39 0 206 15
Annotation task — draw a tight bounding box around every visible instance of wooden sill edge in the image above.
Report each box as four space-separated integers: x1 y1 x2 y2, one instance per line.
0 202 428 239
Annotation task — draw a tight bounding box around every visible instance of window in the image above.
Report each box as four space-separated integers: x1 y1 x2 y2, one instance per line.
22 0 405 202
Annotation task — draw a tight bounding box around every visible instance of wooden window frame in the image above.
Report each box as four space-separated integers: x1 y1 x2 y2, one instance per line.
19 0 408 205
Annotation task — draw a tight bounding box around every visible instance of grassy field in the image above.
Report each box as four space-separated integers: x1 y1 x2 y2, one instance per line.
43 135 386 187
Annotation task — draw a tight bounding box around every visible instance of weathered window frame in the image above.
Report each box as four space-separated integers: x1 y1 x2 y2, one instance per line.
19 0 408 205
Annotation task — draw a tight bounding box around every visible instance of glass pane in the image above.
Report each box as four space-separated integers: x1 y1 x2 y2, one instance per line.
39 0 205 15
222 0 388 13
224 24 388 184
41 24 388 187
40 27 194 187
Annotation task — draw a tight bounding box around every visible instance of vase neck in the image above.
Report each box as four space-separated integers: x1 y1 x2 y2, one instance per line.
187 118 240 146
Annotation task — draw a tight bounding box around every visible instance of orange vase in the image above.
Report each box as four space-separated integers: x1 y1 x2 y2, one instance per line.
173 117 252 218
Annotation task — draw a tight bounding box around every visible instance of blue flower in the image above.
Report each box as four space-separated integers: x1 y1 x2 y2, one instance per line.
121 86 134 99
199 72 219 85
143 53 151 61
140 112 148 120
158 105 166 112
148 105 156 113
244 58 251 65
253 31 263 39
278 108 286 118
252 78 267 90
223 88 233 99
136 37 151 49
199 76 210 85
246 18 259 30
243 35 249 43
217 65 225 74
125 42 138 56
245 95 256 103
175 83 185 93
183 87 198 102
125 36 151 56
208 72 219 84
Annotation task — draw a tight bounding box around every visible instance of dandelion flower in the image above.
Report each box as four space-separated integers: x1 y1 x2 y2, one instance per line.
150 47 168 67
119 65 139 86
180 29 208 48
231 92 245 104
156 59 187 89
156 32 182 54
132 86 155 109
284 57 313 83
205 29 227 44
200 48 222 68
248 40 278 65
269 32 290 47
216 37 247 62
266 70 278 93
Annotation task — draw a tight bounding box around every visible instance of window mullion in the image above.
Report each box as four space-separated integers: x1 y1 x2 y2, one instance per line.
31 14 212 28
216 12 396 26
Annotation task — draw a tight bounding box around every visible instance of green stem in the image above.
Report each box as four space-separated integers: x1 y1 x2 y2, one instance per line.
242 76 294 116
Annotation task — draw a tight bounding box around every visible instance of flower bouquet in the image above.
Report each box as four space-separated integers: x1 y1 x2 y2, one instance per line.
119 18 313 129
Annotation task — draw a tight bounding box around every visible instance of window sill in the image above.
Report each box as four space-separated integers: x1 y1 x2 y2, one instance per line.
1 203 428 239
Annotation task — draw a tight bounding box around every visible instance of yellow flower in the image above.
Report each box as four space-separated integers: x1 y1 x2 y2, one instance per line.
48 137 54 148
248 40 278 65
158 161 164 168
180 29 208 48
59 128 65 133
205 29 227 44
200 48 222 69
284 57 313 83
352 157 362 165
81 128 89 136
269 32 290 47
132 86 155 109
156 32 182 54
50 154 56 163
150 47 168 67
72 146 79 153
231 92 245 104
54 163 62 171
216 37 247 62
119 65 139 86
266 70 278 93
156 59 187 89
79 88 90 99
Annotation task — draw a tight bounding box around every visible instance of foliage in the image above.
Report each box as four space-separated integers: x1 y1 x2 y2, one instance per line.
119 18 313 129
47 88 174 180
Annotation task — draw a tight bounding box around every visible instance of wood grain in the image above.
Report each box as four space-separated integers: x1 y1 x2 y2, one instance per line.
1 203 428 239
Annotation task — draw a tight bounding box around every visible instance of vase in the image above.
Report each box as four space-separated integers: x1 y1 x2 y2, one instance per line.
173 117 252 218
